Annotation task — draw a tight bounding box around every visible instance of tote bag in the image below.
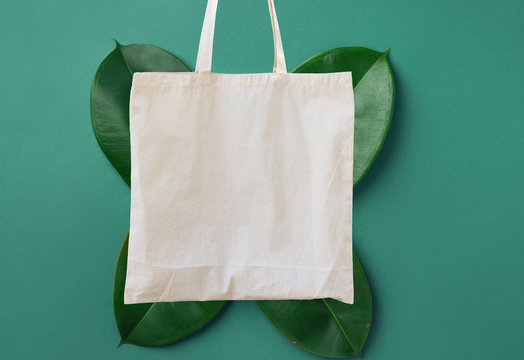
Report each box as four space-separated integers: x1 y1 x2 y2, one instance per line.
125 0 355 304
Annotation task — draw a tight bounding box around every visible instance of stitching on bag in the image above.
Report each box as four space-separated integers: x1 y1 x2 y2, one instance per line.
128 260 353 272
132 83 353 89
132 72 353 89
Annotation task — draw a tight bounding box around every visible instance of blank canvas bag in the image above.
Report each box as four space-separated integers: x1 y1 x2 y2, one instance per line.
125 0 355 304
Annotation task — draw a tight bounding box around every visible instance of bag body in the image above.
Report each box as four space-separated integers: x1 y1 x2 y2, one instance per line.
125 0 355 304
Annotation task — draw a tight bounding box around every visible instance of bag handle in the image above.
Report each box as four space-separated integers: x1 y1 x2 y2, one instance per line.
195 0 287 74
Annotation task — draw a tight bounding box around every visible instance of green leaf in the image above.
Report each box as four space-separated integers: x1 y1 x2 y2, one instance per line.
113 233 226 346
293 47 395 185
256 253 372 358
90 42 190 185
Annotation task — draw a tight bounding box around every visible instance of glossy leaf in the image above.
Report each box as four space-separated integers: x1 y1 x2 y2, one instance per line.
256 253 372 358
90 42 190 185
113 234 226 346
293 47 395 185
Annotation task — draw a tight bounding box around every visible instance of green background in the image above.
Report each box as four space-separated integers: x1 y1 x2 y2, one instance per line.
1 0 523 359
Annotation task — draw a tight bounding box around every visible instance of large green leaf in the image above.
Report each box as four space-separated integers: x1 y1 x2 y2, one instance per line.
256 253 372 358
113 234 226 346
293 47 394 185
90 42 190 185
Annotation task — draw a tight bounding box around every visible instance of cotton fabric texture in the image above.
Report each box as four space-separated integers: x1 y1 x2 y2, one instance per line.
125 0 355 304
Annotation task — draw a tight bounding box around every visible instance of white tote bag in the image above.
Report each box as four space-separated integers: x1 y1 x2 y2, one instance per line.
125 0 355 304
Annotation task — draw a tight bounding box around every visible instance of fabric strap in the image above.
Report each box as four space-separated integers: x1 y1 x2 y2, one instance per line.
195 0 287 74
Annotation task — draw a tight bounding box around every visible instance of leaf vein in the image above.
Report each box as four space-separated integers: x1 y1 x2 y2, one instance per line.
353 52 386 93
321 298 359 356
115 41 134 76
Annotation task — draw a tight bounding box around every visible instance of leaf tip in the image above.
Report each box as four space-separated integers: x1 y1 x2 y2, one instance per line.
351 349 363 358
117 338 125 348
384 47 391 56
113 38 122 48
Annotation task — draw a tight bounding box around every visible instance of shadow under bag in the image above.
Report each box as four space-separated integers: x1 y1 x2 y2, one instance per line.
125 0 355 304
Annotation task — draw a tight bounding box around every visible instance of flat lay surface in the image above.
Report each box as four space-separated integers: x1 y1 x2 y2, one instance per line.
1 0 523 359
